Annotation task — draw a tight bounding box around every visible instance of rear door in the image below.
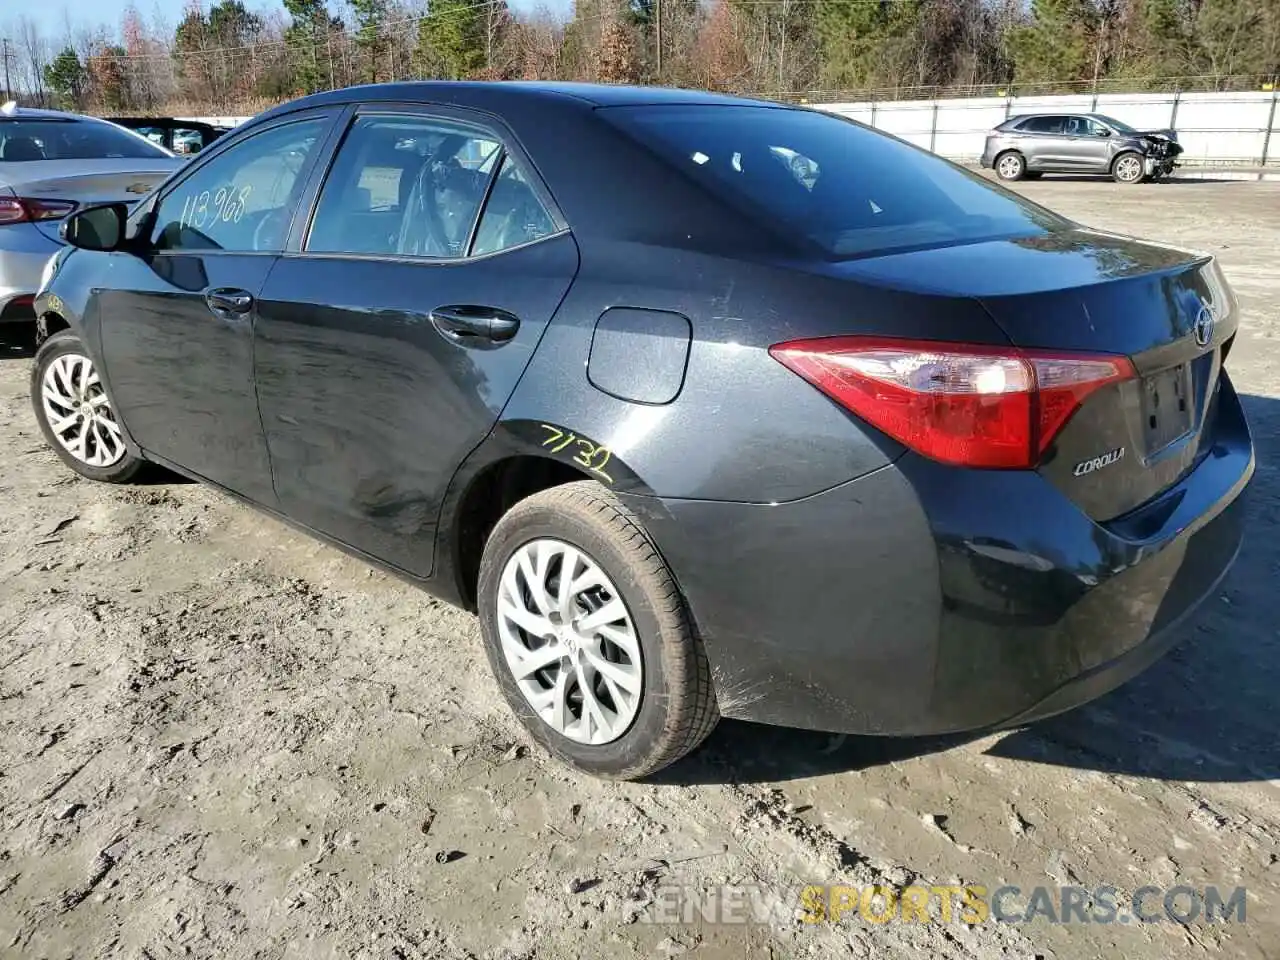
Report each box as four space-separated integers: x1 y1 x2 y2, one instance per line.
96 111 337 502
1018 116 1069 169
254 104 578 577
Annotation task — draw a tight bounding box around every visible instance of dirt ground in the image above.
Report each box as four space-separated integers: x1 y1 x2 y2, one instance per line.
2 177 1279 960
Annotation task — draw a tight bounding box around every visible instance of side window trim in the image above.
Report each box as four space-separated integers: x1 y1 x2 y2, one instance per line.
463 148 506 257
143 108 341 256
466 152 565 260
283 102 357 253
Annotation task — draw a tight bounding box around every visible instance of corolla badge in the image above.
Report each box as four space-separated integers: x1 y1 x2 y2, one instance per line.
1194 304 1216 348
1074 447 1125 477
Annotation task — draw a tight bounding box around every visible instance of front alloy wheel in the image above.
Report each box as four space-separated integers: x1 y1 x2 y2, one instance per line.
41 353 125 468
31 330 144 483
1113 153 1145 184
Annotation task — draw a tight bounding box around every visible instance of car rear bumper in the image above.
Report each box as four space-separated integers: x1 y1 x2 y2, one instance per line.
624 377 1253 736
0 224 59 322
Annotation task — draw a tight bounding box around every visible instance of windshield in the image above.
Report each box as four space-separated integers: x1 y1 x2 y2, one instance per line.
601 104 1064 258
0 119 171 162
1093 115 1138 134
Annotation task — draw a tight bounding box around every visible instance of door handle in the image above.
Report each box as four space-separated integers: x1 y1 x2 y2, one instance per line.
430 305 520 347
205 287 254 317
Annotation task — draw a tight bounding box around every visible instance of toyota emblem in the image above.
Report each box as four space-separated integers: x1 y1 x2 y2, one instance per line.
1194 304 1216 348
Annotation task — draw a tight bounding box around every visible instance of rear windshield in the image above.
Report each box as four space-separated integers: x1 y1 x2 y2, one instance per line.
0 119 170 162
601 104 1064 258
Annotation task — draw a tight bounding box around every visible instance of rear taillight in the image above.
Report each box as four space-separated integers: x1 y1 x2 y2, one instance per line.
0 197 77 224
769 336 1135 469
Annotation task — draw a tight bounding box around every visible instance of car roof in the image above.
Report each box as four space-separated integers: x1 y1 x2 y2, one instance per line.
255 80 784 126
1 105 127 129
0 105 89 121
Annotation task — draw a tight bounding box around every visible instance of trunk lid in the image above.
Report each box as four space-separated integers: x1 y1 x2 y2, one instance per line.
838 227 1237 521
0 158 178 243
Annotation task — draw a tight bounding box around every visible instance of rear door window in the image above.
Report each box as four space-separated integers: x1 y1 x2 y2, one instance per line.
602 104 1063 259
306 115 502 258
1019 116 1066 134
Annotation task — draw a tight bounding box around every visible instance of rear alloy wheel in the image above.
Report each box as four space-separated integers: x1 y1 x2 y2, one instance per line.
497 538 644 745
31 330 144 483
995 151 1026 181
1112 152 1145 184
478 481 718 779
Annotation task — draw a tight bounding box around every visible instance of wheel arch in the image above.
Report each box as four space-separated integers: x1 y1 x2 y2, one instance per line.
444 453 590 610
36 310 72 345
437 416 663 610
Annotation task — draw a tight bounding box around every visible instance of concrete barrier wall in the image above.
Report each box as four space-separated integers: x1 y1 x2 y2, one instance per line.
821 90 1280 166
191 88 1280 167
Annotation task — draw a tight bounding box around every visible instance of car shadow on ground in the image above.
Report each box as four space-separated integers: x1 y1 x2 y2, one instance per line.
663 391 1280 788
1019 175 1238 185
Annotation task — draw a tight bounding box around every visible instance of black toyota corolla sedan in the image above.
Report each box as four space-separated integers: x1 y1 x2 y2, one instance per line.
31 82 1252 779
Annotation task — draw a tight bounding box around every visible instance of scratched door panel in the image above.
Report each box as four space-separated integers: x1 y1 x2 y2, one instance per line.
254 237 578 577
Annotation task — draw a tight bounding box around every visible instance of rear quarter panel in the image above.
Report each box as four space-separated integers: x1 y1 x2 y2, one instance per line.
497 237 1017 504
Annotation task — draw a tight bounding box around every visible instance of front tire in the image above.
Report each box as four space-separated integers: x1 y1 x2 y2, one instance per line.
477 481 718 779
1112 151 1146 184
31 330 144 483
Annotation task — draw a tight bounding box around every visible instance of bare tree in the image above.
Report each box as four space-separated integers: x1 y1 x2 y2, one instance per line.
15 16 51 105
517 7 566 80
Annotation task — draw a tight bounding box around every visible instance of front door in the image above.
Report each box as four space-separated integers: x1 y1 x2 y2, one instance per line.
97 113 335 502
254 108 578 576
1060 116 1108 171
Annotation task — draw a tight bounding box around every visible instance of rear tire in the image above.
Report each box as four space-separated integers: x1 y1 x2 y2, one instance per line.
30 330 144 484
477 480 719 779
1112 151 1146 184
995 151 1026 181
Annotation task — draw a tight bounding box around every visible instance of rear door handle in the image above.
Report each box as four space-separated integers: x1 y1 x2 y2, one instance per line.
430 305 520 347
205 287 254 318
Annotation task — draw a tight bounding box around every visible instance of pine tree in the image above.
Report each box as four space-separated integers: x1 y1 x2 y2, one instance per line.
1008 0 1097 85
43 48 87 110
415 0 485 80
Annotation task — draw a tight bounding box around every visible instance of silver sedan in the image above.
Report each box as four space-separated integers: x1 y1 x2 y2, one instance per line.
0 104 179 324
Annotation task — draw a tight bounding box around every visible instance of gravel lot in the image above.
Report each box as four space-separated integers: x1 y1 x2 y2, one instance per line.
2 177 1279 960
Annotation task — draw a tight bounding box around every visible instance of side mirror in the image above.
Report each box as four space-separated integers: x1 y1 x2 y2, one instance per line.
60 203 128 251
1098 128 1112 137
